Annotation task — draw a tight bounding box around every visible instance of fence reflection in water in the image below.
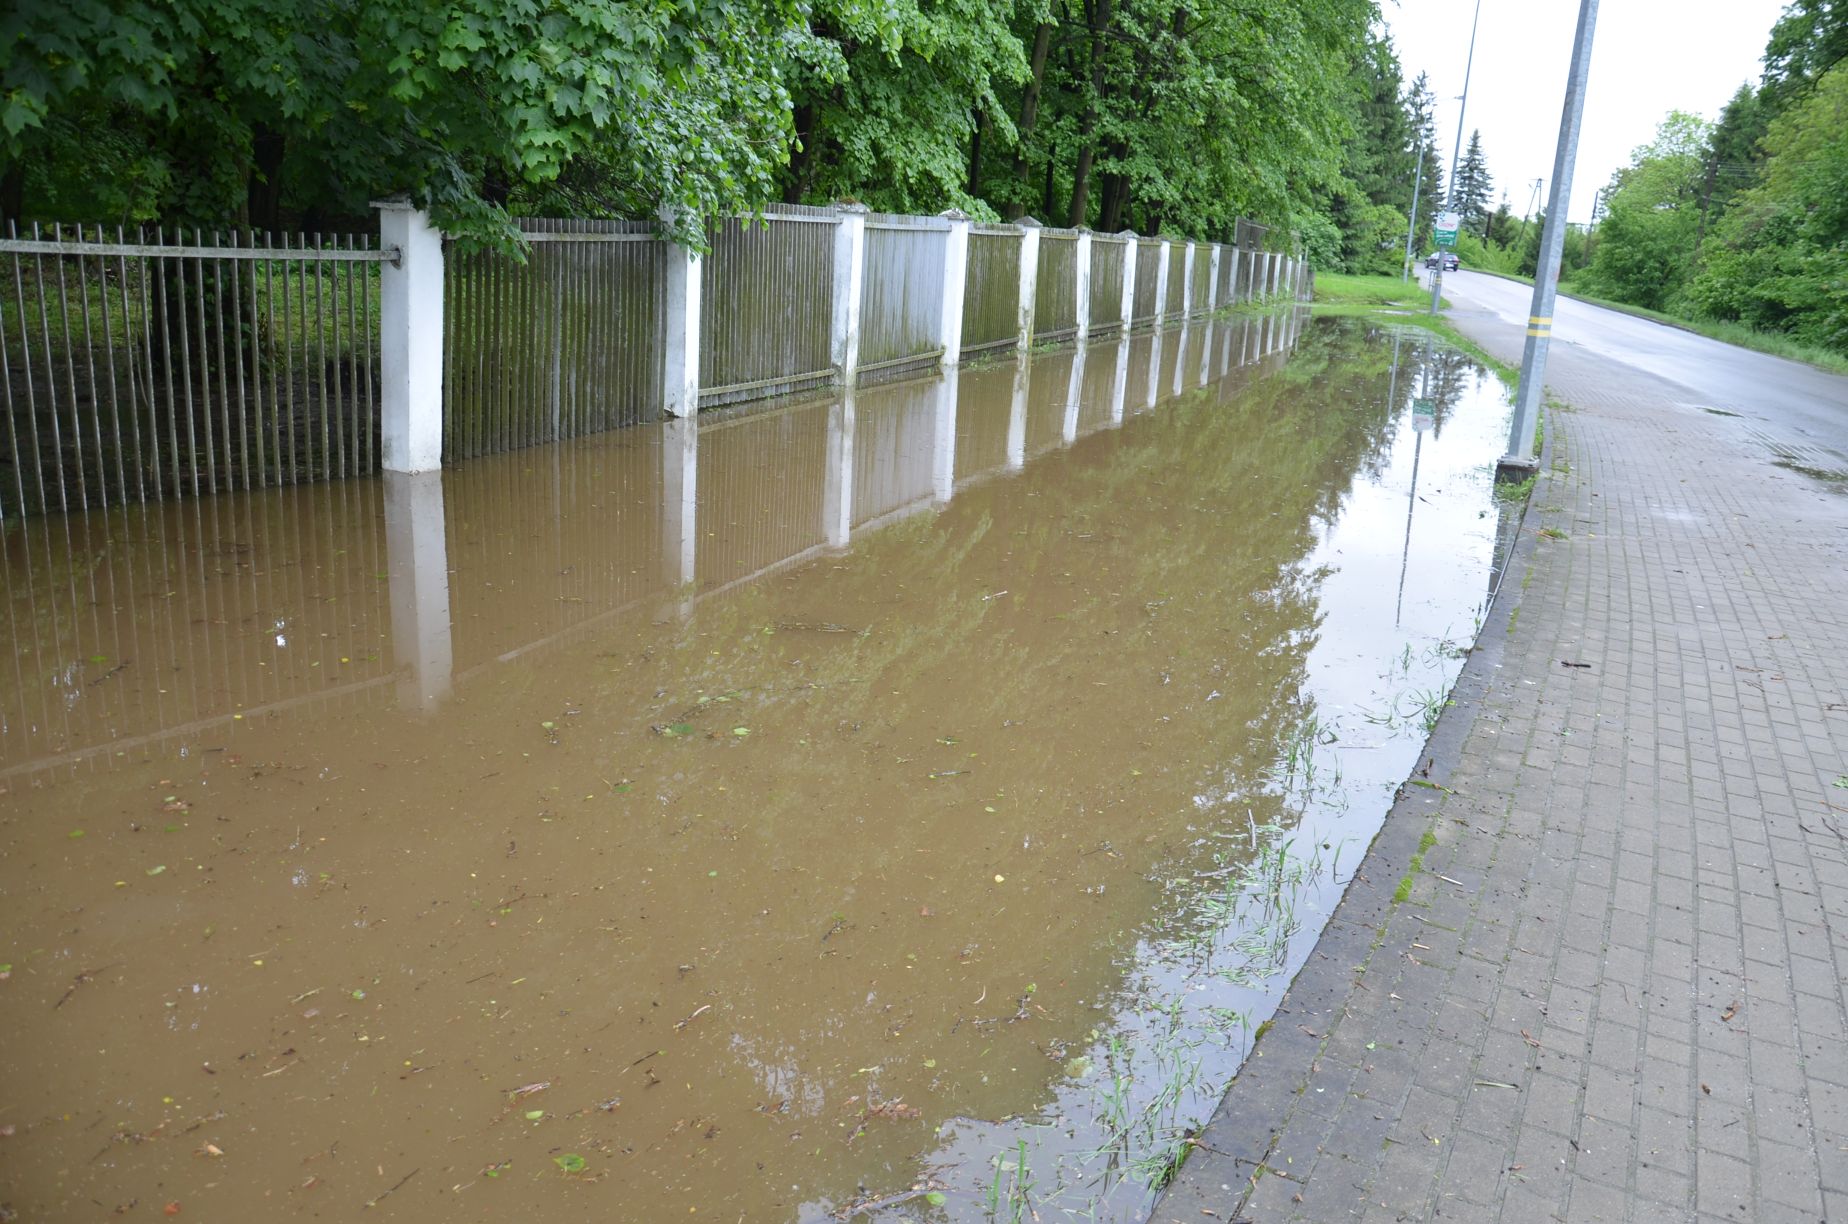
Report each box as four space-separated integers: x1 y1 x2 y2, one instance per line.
0 311 1305 787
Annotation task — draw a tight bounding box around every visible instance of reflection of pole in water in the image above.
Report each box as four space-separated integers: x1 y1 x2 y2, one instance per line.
1385 329 1403 421
1395 344 1432 628
385 470 455 711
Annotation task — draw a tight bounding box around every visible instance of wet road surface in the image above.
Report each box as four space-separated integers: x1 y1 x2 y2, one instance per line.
1441 270 1848 481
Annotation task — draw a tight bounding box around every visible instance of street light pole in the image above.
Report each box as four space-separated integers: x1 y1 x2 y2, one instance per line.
1429 0 1484 315
1502 0 1599 474
1402 129 1425 281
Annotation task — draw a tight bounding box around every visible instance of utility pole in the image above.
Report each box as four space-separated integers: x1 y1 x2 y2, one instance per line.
1403 129 1426 281
1429 0 1484 315
1516 177 1543 248
1502 0 1599 475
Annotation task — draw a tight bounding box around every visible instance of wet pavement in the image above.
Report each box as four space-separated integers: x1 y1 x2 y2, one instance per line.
1 313 1515 1221
1159 284 1848 1222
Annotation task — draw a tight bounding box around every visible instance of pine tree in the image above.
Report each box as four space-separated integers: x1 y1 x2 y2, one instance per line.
1451 129 1494 236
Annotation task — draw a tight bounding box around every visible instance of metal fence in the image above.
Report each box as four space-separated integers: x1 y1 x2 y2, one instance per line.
701 209 837 408
444 219 663 461
962 227 1022 354
1033 231 1081 342
859 213 949 380
1132 240 1164 328
1164 246 1187 317
5 207 1302 517
1191 247 1213 316
1089 236 1127 336
1 223 388 518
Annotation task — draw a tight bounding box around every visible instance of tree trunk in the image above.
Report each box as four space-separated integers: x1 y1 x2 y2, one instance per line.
1006 21 1056 219
785 102 817 204
246 125 286 235
968 109 986 197
1066 0 1111 227
0 160 22 226
1042 141 1059 219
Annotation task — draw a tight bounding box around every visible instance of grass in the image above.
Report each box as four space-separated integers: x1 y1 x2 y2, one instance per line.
1309 272 1436 310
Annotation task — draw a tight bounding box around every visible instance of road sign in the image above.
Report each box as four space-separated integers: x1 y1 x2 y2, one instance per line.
1413 398 1436 431
1434 211 1461 248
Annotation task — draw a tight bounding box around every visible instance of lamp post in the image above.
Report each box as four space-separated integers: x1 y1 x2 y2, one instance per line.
1501 0 1600 474
1429 0 1484 315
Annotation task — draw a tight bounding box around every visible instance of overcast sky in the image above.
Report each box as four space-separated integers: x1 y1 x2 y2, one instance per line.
1382 0 1789 225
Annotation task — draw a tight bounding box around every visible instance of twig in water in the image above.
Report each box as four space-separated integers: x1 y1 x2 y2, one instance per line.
363 1167 418 1209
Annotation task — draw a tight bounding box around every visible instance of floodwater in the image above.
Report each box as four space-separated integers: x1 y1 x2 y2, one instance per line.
0 314 1514 1221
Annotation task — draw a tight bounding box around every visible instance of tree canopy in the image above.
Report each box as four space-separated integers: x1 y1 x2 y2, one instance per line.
2 0 1386 249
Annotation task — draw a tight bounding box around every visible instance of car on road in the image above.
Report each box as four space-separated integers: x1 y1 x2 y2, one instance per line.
1425 251 1460 272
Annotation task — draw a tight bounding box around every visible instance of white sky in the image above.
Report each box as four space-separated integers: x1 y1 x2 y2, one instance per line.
1382 0 1789 224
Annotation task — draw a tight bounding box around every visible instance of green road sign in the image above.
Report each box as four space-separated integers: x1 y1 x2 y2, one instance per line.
1434 211 1461 248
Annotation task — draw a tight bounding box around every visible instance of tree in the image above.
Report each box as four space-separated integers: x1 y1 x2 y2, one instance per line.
1574 111 1712 310
1686 60 1848 353
0 0 894 245
1450 129 1493 236
1405 73 1444 250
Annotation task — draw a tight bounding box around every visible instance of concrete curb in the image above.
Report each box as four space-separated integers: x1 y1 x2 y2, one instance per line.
1152 342 1554 1221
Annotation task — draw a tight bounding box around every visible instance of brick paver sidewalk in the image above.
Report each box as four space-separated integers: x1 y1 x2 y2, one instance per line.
1159 315 1848 1222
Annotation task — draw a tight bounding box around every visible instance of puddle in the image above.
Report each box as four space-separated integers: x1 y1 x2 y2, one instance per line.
0 315 1512 1221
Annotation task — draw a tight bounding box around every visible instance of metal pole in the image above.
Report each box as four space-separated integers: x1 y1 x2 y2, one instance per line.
1429 0 1484 315
1403 130 1425 282
1503 0 1599 473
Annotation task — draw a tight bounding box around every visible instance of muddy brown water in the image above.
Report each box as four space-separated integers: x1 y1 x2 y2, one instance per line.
1 315 1512 1221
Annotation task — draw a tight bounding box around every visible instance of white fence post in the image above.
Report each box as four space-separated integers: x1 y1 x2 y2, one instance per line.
1117 231 1137 330
830 203 868 386
660 209 702 418
1206 245 1222 314
1016 217 1042 351
1153 240 1170 329
375 201 444 473
1074 229 1093 343
939 209 970 369
1181 242 1195 317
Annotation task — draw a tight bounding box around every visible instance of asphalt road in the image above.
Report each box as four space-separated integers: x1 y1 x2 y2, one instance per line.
1433 270 1848 474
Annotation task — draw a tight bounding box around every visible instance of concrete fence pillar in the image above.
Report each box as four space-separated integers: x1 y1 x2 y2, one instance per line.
938 209 970 369
1153 240 1171 328
1117 231 1137 331
658 207 703 419
1180 242 1196 317
375 201 444 472
1206 244 1222 315
1074 229 1093 343
831 203 868 386
1016 217 1042 351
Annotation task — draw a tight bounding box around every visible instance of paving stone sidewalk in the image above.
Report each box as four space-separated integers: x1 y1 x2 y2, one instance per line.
1158 315 1848 1222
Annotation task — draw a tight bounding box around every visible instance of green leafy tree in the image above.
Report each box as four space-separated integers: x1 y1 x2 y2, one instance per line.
1575 111 1711 310
1685 61 1848 353
0 0 892 245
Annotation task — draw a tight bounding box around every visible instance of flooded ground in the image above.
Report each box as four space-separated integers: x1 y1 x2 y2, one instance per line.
0 314 1513 1221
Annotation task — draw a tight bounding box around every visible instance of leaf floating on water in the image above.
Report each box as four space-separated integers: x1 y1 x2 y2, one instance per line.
147 864 167 876
553 1153 586 1174
654 723 695 738
925 1191 947 1205
69 829 85 839
928 770 967 780
524 1109 545 1121
731 727 750 737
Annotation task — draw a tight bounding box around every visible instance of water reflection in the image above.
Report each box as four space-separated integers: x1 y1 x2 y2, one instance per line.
1 314 1301 784
0 313 1512 1224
